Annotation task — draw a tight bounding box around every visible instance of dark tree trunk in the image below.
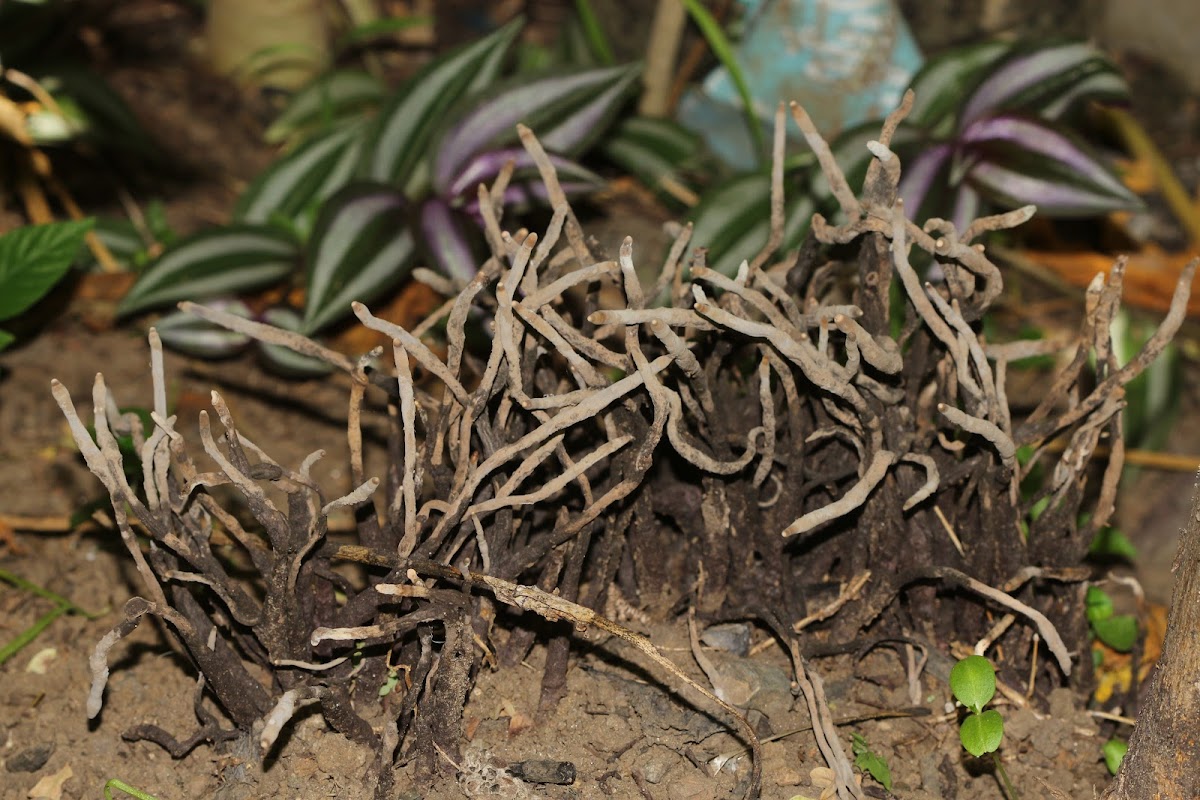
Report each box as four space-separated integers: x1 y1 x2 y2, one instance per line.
1102 481 1200 800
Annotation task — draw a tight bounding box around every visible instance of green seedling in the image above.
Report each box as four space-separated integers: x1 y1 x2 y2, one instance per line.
950 655 1018 800
0 568 105 668
104 779 160 800
1102 738 1128 775
1086 586 1138 652
850 732 893 793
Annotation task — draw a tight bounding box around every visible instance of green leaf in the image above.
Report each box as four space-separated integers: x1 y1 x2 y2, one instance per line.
303 184 415 334
1089 527 1138 560
1086 586 1115 625
362 17 522 187
850 733 893 792
256 307 334 377
265 70 386 145
1092 614 1138 652
906 40 1009 133
601 115 700 201
960 708 1004 757
685 171 814 280
0 329 15 352
431 64 639 194
155 301 253 359
0 219 93 321
572 0 614 65
118 225 300 317
961 115 1141 217
950 655 996 713
962 41 1129 124
236 123 367 226
678 0 764 161
1102 738 1128 775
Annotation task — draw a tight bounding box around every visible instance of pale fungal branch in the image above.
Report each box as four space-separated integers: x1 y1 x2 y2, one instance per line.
903 566 1073 676
749 103 787 274
790 101 860 220
781 449 897 537
352 302 470 406
938 403 1016 471
900 453 939 512
179 301 357 374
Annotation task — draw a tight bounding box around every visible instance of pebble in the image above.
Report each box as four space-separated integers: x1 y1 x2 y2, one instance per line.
4 742 54 773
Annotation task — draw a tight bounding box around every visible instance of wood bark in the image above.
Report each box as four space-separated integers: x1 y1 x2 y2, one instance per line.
1102 478 1200 800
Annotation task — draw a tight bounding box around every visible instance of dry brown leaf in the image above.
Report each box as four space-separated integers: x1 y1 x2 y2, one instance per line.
27 764 73 800
1023 247 1200 317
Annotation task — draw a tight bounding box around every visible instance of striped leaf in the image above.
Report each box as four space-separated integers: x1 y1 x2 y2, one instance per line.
303 184 415 334
155 300 253 358
960 114 1140 216
117 225 299 317
906 41 1008 134
256 307 334 377
446 148 602 200
431 64 638 194
419 198 477 282
600 116 700 201
264 70 386 145
685 172 813 278
362 17 522 187
962 41 1129 125
236 123 367 226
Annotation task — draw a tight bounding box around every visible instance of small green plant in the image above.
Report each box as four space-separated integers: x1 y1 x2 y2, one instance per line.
0 219 93 351
950 655 1018 800
103 779 160 800
0 567 104 667
1086 586 1139 652
1102 738 1128 775
850 732 893 793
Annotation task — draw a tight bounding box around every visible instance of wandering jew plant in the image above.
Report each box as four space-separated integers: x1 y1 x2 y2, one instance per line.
54 97 1193 798
118 18 639 374
829 39 1140 230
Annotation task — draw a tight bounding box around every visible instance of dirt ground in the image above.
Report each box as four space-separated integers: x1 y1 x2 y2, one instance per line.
4 4 1200 800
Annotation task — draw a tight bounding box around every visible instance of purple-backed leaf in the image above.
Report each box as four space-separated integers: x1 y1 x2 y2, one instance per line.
432 64 637 194
897 143 954 221
264 70 385 145
961 41 1128 125
303 183 415 334
236 122 366 226
538 64 640 153
362 18 522 187
420 199 477 282
118 225 299 317
906 40 1009 133
959 114 1138 215
462 181 600 220
1041 69 1130 119
446 148 603 200
257 307 334 377
949 184 983 234
156 300 253 359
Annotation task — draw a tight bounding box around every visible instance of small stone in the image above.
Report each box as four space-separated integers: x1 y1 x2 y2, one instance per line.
701 623 751 656
507 759 576 785
640 757 672 784
5 742 54 773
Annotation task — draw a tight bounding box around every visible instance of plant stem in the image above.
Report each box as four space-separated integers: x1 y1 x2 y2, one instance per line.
993 754 1020 800
678 0 765 162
